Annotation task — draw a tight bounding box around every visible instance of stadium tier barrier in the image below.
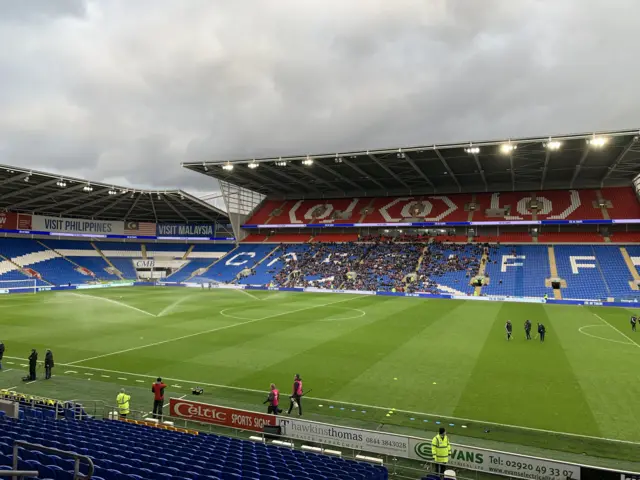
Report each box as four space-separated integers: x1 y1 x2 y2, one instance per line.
64 397 640 480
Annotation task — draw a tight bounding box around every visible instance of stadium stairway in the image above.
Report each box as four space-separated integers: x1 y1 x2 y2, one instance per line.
91 243 125 280
0 415 388 480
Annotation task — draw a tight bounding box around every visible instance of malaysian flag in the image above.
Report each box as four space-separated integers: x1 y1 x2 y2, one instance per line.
124 221 156 236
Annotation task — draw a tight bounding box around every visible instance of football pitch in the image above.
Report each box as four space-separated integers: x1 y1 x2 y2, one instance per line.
1 287 640 468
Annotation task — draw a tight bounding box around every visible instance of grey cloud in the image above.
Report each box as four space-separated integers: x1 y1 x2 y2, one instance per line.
0 0 639 194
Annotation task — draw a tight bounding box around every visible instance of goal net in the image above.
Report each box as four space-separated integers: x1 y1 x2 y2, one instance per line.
0 279 38 295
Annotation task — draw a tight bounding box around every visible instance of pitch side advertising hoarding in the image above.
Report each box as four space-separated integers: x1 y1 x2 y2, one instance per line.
169 398 277 433
409 438 581 480
277 416 409 457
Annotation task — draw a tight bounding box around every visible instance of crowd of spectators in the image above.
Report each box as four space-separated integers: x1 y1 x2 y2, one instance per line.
260 238 492 294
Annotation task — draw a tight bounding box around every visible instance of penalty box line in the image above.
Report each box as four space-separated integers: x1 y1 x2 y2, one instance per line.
592 313 640 349
3 355 639 448
67 295 363 366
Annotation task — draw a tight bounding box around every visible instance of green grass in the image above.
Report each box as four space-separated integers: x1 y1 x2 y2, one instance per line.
1 287 640 470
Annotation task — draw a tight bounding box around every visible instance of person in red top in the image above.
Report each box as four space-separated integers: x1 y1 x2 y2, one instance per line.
263 383 280 415
151 377 167 419
286 374 303 416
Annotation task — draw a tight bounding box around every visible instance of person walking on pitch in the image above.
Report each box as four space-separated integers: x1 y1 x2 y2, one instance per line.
0 340 4 371
264 383 281 415
287 374 304 416
631 315 637 332
524 319 532 340
537 323 546 343
505 320 513 341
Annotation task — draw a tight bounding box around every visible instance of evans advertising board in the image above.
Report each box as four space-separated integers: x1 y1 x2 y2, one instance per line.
409 438 580 480
169 398 277 433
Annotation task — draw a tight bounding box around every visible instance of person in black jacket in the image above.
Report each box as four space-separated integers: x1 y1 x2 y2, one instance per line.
44 350 54 380
0 340 4 371
28 349 38 381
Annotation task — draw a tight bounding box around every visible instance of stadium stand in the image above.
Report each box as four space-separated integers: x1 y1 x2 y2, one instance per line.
0 415 388 480
245 187 640 226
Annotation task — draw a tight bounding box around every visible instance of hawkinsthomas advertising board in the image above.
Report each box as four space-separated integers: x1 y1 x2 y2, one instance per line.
169 398 277 433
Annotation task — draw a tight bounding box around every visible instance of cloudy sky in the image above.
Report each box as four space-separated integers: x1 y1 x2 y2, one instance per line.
0 0 638 194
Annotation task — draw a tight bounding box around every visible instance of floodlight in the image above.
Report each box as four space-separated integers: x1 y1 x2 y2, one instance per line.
500 143 517 154
465 147 480 154
56 180 67 187
544 140 562 150
248 162 259 169
275 159 288 167
222 163 234 171
24 177 30 182
302 157 313 166
588 136 608 148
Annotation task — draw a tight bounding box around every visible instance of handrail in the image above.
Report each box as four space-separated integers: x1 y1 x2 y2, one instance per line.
13 440 95 480
0 472 39 478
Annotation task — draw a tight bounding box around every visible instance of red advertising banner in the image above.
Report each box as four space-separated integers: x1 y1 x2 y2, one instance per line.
17 214 32 230
0 212 18 230
169 398 277 433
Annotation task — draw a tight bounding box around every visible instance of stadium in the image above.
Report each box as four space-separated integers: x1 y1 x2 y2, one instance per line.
0 127 640 480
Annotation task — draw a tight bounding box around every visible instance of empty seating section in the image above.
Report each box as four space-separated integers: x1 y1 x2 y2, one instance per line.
243 234 268 243
609 232 640 243
166 259 215 282
247 189 640 226
366 194 472 223
603 187 640 218
592 246 639 299
266 234 310 243
204 245 275 283
265 199 363 225
145 243 189 258
40 240 118 281
555 245 611 299
312 233 360 242
537 232 604 243
482 246 551 298
0 416 387 480
248 199 285 224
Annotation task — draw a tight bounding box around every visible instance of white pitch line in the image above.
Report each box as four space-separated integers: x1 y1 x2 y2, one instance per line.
593 313 640 349
157 294 197 317
1 369 13 373
4 386 17 390
117 377 128 381
238 288 261 301
5 354 637 448
68 295 362 366
67 292 157 317
578 325 635 345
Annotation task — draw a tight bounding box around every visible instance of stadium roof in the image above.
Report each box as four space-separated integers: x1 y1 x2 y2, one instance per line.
183 128 640 199
0 165 228 223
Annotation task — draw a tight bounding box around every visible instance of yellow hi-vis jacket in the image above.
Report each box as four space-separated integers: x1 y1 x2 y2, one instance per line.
116 393 131 415
431 434 452 463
